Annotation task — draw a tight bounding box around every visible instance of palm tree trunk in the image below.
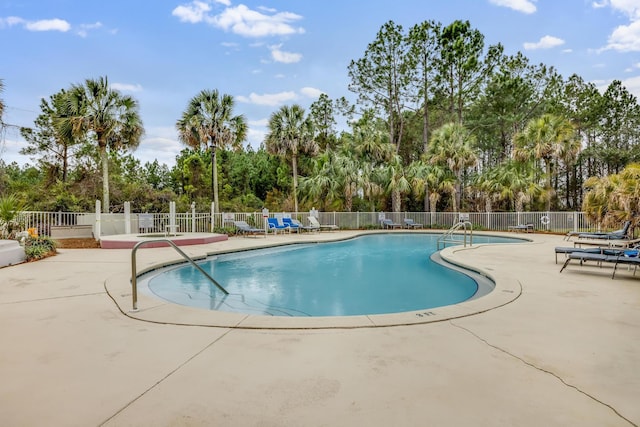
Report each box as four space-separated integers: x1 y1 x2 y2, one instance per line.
62 144 68 183
424 187 430 212
100 146 109 213
392 188 401 212
212 148 219 213
292 154 299 214
545 160 552 212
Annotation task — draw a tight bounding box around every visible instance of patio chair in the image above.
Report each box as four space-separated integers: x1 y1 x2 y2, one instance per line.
308 216 337 231
233 221 266 238
559 249 640 279
577 220 631 240
553 246 620 264
508 223 534 233
381 218 402 229
267 217 290 234
283 217 317 232
404 218 423 229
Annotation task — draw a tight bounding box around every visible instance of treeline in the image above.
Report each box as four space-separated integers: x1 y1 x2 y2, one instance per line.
1 19 640 221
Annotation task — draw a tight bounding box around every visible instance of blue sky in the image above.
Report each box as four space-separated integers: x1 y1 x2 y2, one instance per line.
1 0 639 167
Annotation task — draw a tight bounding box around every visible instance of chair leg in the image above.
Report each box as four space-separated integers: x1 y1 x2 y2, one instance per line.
560 258 572 273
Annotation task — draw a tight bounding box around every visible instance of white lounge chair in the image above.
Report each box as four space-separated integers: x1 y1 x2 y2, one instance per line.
308 216 337 231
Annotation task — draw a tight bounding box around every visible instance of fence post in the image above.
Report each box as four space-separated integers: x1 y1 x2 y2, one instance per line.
124 202 131 234
95 200 101 240
191 202 196 233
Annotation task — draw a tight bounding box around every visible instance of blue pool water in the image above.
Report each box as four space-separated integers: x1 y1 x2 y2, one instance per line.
145 234 520 317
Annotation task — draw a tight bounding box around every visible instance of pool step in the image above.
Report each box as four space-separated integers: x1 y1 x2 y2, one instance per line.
0 239 26 268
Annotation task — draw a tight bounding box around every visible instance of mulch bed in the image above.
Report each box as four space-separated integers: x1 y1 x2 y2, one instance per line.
54 238 101 249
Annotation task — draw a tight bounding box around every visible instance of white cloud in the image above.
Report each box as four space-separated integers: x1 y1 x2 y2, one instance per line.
77 21 102 37
523 35 565 50
172 1 211 23
173 2 305 38
134 126 182 166
604 19 640 51
597 0 640 51
488 0 537 14
300 87 324 99
249 118 269 127
270 45 302 63
0 16 25 27
609 0 640 19
25 18 70 32
237 91 298 106
0 16 102 36
246 126 267 150
111 82 143 92
211 4 305 37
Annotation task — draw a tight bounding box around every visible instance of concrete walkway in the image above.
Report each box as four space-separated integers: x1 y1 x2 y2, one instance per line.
0 231 638 426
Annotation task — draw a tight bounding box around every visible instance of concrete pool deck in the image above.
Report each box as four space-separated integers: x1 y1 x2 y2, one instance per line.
0 230 638 426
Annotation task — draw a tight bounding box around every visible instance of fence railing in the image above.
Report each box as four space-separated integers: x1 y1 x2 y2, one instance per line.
16 209 600 238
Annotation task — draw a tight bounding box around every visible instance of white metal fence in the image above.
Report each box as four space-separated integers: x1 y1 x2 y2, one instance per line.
17 209 598 238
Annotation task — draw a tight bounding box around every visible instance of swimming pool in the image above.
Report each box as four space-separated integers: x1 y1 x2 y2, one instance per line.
142 234 521 317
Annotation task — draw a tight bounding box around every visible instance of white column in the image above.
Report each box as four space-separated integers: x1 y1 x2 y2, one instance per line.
169 201 176 235
124 201 131 234
95 200 101 240
191 202 196 233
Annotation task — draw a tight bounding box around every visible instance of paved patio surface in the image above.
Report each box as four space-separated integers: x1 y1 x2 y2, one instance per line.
0 231 638 426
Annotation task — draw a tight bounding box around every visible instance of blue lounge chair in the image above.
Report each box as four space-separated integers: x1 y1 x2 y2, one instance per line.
577 220 631 240
267 217 290 234
281 217 301 233
233 221 266 238
381 218 402 229
404 218 423 229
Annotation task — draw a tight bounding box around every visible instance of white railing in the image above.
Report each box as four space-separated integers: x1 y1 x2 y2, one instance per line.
17 209 597 238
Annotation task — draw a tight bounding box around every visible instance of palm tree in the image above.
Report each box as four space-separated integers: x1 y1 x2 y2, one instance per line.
583 163 640 232
477 160 542 212
514 114 579 211
61 76 143 212
428 122 478 212
176 89 247 212
265 104 318 213
376 154 411 212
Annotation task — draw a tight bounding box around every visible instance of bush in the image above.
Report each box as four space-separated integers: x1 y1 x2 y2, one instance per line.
24 236 57 261
213 226 237 236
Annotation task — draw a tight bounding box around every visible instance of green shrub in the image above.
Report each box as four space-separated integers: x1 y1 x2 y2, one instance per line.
213 226 237 236
24 236 57 261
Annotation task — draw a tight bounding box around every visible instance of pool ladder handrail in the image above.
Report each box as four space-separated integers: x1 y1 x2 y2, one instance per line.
437 221 473 250
130 239 228 311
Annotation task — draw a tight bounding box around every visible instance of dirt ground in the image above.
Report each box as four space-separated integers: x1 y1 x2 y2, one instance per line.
54 238 101 249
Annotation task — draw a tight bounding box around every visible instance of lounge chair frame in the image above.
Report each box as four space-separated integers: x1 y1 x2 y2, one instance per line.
233 221 266 238
381 218 402 229
559 250 640 279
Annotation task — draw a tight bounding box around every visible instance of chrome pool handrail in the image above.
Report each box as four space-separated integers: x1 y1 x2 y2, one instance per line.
437 221 473 250
130 239 228 311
